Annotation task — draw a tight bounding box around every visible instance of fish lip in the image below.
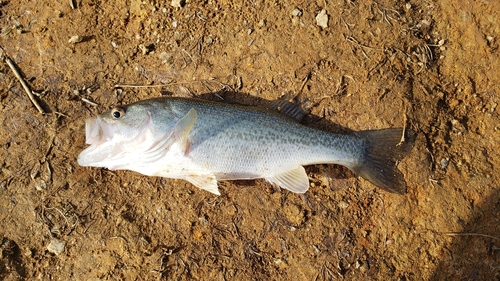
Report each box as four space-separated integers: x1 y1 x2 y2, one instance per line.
86 114 123 144
85 116 99 144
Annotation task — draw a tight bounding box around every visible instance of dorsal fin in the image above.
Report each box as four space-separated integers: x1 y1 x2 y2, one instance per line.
267 94 307 121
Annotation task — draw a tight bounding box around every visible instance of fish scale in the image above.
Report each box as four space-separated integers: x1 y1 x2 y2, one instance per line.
172 100 357 175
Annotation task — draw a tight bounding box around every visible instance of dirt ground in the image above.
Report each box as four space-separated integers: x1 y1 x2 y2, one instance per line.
0 0 499 280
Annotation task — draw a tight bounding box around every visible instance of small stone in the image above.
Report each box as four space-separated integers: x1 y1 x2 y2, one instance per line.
68 35 83 44
138 44 154 55
421 19 431 26
34 180 46 191
139 44 148 55
291 8 302 17
315 10 329 29
440 158 449 169
338 201 349 209
47 239 65 255
30 161 41 180
355 260 369 273
171 0 185 8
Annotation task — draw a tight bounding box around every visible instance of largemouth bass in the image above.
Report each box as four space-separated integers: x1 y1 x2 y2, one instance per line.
77 97 414 195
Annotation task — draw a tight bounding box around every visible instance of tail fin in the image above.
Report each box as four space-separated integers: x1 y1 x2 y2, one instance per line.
351 128 416 194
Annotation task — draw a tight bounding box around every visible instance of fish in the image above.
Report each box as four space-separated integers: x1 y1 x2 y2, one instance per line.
77 97 415 195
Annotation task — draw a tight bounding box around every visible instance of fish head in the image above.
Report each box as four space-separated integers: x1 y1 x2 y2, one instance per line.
85 105 152 145
78 102 164 168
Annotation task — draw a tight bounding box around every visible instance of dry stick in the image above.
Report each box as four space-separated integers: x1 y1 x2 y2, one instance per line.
114 81 202 88
443 232 500 241
81 98 98 106
3 55 45 114
397 103 408 146
297 73 310 95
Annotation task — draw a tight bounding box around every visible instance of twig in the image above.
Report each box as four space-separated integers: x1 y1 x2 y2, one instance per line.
397 103 408 146
443 232 500 241
55 111 69 118
115 84 168 88
81 97 98 106
45 207 73 228
114 81 201 88
297 73 310 94
1 49 45 114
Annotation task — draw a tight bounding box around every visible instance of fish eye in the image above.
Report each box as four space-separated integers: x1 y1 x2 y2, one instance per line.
111 107 125 119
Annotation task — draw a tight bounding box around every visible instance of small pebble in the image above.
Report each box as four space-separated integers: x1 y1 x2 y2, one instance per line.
68 35 83 44
338 201 349 209
291 8 302 17
440 158 449 169
316 10 329 29
34 180 46 191
171 0 185 8
421 19 431 26
47 239 65 255
139 44 148 55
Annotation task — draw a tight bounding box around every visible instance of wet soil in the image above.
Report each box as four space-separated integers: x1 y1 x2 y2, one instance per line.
0 0 499 280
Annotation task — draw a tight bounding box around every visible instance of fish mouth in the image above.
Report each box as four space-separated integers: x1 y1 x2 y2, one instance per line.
85 116 115 144
79 116 117 166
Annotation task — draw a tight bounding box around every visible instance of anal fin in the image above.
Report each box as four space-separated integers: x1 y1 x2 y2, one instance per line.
265 166 310 193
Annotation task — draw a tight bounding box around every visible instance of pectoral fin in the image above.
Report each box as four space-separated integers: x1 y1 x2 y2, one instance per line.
265 166 310 193
173 108 197 154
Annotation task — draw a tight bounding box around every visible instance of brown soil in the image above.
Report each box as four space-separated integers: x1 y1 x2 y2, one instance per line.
1 0 499 280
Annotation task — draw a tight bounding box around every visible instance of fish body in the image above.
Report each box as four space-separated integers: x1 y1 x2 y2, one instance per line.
77 97 414 195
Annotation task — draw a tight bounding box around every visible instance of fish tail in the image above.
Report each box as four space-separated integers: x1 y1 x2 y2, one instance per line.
351 128 416 194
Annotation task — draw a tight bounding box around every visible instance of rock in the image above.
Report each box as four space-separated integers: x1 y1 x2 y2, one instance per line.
34 180 46 191
338 201 349 209
68 35 83 44
171 0 185 8
316 10 328 29
440 158 449 169
47 239 65 255
291 8 302 17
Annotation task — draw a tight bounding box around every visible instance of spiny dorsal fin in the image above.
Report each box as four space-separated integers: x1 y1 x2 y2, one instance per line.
267 94 307 121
